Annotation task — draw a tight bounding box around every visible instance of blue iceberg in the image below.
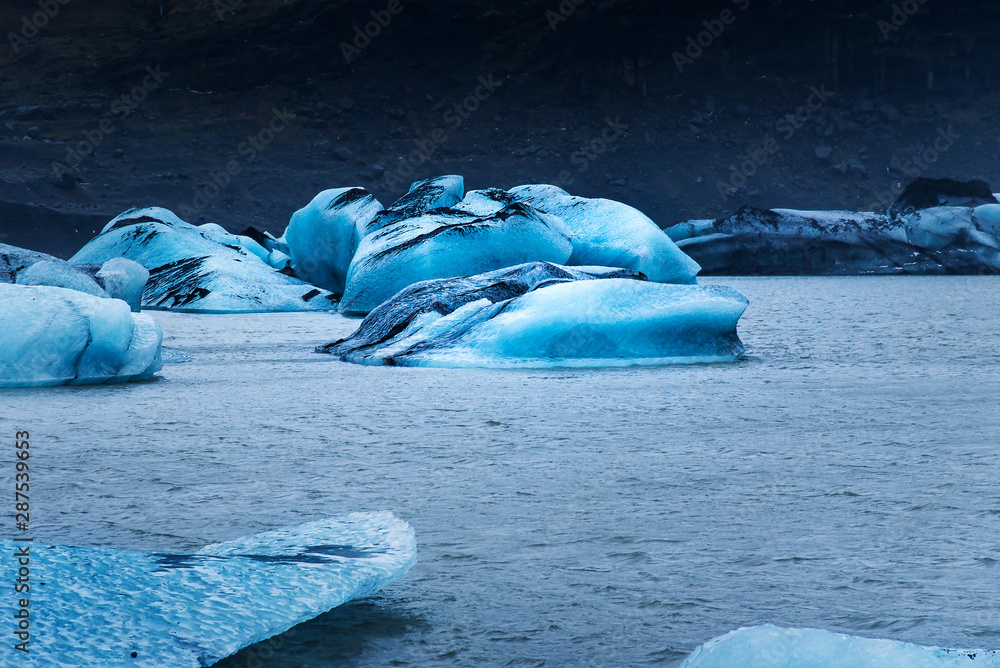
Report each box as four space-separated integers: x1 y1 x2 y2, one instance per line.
324 262 747 367
340 203 573 314
70 207 338 313
368 175 465 232
681 625 1000 668
284 187 384 294
6 512 415 667
508 184 701 284
0 284 163 387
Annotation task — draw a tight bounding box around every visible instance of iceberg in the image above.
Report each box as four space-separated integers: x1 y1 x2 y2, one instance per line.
284 187 384 294
323 262 747 367
70 207 339 313
94 258 149 312
368 175 465 232
669 178 1000 275
508 184 701 284
5 512 415 667
3 243 105 295
0 284 162 387
340 203 573 314
681 625 1000 668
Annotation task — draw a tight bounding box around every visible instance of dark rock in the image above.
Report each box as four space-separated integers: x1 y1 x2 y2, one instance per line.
888 178 998 217
332 146 353 161
26 127 40 140
815 146 832 161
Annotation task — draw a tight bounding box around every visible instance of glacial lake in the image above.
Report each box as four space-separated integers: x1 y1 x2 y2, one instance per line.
4 276 999 667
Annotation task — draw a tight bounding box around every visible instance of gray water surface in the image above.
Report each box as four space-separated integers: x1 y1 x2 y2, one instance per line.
4 276 1000 666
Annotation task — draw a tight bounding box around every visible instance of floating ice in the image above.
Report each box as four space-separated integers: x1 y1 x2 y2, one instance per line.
681 625 1000 668
671 178 1000 275
284 187 384 293
324 262 747 367
509 184 701 284
2 243 106 295
5 512 415 667
368 175 465 232
0 284 162 387
71 207 338 313
340 203 573 314
94 258 149 312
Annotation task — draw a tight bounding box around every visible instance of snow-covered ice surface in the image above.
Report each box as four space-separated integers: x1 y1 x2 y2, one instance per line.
340 202 573 314
509 184 701 284
4 277 999 667
70 207 338 313
284 187 383 294
0 284 162 387
327 263 747 367
6 512 415 667
681 625 1000 668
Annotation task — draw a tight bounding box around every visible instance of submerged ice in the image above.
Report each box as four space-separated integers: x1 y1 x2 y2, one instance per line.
6 512 415 667
324 262 747 367
71 207 338 313
0 284 163 387
681 625 1000 668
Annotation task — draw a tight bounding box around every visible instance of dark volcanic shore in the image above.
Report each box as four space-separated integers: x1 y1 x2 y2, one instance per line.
2 0 999 258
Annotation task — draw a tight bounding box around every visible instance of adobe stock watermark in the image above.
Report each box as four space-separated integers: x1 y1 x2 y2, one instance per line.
865 125 960 212
50 65 169 179
5 0 71 58
673 0 752 73
716 84 835 201
340 0 407 63
877 0 931 40
12 430 32 654
556 116 629 188
177 107 295 221
382 73 503 190
546 0 588 30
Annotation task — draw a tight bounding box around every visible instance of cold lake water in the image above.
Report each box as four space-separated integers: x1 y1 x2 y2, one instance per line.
3 276 999 666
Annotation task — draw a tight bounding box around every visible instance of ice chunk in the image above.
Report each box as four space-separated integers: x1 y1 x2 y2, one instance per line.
284 187 383 293
95 258 149 312
0 284 163 387
509 184 701 284
887 176 998 217
369 175 465 232
15 258 108 296
681 625 1000 668
340 202 573 314
972 203 1000 237
452 187 515 217
325 263 747 367
71 207 338 313
5 512 415 667
676 204 1000 275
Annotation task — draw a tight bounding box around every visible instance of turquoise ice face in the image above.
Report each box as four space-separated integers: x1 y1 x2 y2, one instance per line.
3 512 416 667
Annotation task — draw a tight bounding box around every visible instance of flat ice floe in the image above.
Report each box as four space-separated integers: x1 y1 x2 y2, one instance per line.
0 284 162 387
71 207 338 313
6 512 415 667
324 262 747 367
669 178 1000 275
681 625 1000 667
340 203 573 314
